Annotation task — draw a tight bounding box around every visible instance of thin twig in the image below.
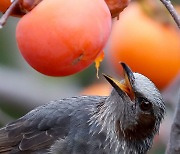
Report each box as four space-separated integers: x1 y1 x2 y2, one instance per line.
160 0 180 28
0 0 19 28
161 2 180 153
165 89 180 154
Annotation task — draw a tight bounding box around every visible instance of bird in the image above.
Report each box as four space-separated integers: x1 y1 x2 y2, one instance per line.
0 62 165 154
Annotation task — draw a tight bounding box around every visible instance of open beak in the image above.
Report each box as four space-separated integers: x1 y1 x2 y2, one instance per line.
103 62 135 100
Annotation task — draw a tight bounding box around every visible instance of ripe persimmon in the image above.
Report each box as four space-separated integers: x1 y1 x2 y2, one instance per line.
81 82 111 96
16 0 111 76
109 3 180 89
0 0 11 13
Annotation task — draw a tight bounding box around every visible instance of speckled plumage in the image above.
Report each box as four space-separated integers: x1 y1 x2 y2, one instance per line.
0 66 165 154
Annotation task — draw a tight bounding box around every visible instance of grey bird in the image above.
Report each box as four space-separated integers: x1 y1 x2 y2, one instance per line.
0 63 165 154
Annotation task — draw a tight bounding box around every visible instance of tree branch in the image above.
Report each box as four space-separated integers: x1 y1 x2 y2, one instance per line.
159 0 180 28
159 1 180 153
166 90 180 154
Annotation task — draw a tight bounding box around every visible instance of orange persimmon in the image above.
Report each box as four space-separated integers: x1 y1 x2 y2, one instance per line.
0 0 11 13
109 3 180 89
81 82 111 96
16 0 111 76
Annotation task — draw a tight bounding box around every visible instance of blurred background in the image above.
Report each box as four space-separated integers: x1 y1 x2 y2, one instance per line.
0 0 180 153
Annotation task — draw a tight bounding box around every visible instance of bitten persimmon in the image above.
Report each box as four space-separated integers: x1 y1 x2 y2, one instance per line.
16 0 111 76
109 3 180 89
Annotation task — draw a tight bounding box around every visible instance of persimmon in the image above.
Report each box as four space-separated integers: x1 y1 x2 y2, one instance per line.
0 0 11 13
81 82 111 96
109 2 180 89
16 0 111 76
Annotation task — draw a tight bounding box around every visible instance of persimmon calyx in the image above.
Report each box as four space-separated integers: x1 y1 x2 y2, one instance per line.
105 0 131 18
19 0 42 13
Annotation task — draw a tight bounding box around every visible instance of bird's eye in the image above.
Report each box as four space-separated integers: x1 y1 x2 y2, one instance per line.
140 101 152 111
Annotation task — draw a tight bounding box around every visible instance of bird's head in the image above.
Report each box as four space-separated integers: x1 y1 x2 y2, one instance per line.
102 62 165 152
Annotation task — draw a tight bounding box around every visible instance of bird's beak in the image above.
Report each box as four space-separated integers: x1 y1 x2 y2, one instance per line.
103 62 135 100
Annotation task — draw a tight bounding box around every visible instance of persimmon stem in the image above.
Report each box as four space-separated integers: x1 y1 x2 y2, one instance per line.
159 0 180 29
0 0 19 28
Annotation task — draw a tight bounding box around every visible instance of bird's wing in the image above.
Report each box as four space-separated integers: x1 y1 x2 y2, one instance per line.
0 99 74 153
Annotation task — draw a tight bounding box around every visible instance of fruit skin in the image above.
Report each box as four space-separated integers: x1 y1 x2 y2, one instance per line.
81 82 111 96
0 0 11 13
109 3 180 90
16 0 111 76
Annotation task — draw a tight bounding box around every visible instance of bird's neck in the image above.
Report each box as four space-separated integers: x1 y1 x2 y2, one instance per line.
89 89 152 153
89 89 126 153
